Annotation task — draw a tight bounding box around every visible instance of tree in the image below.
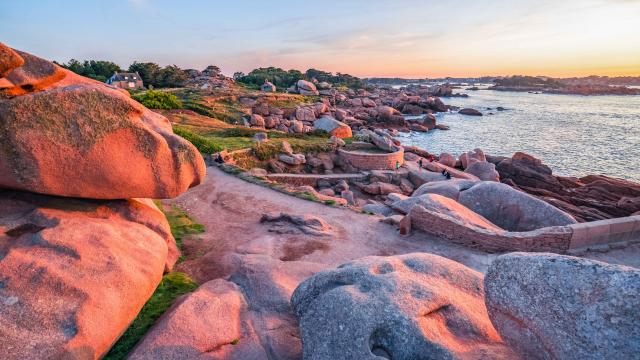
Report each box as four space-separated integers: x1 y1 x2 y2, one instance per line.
157 65 187 88
233 72 245 80
128 62 161 87
58 59 121 82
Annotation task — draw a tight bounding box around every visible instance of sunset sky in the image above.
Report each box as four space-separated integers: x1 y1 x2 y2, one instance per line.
2 0 639 78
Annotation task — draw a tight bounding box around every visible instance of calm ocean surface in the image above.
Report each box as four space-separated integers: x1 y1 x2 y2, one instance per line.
397 90 640 182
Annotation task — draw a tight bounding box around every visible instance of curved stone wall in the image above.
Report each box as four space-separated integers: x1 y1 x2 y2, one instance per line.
338 144 404 171
409 205 640 254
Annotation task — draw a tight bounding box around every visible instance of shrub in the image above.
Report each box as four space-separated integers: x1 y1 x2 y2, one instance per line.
173 126 223 154
132 90 183 109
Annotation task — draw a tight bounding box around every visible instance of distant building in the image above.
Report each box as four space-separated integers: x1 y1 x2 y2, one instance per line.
261 81 276 92
106 72 144 89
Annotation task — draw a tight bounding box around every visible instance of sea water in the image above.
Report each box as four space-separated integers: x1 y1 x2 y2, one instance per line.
397 90 640 182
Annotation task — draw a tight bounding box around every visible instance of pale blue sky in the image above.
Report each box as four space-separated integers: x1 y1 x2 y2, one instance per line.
2 0 639 77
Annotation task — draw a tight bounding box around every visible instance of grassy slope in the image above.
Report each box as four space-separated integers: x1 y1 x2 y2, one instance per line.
104 202 205 360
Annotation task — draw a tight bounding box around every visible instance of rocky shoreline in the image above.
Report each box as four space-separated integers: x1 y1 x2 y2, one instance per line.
1 44 639 360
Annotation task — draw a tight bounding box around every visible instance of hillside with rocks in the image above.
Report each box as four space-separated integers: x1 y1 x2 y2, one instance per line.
1 44 639 360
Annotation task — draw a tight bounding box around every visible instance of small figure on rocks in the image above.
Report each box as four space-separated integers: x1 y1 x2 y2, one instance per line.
445 171 452 180
418 159 423 168
214 153 225 164
395 160 401 172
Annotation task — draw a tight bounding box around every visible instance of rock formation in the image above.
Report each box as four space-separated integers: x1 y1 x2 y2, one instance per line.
495 152 640 221
0 44 205 199
485 252 640 360
291 253 517 360
0 44 205 359
458 182 577 231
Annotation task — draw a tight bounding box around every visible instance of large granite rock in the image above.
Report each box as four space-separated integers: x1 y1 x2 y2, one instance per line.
394 194 501 231
465 161 500 182
485 252 640 360
0 42 24 78
0 190 176 359
412 179 478 199
497 152 640 221
0 48 205 199
291 253 516 360
313 116 352 138
129 279 266 360
458 182 577 231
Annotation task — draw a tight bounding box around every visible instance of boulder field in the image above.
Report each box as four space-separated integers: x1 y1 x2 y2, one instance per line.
493 152 640 221
0 44 205 359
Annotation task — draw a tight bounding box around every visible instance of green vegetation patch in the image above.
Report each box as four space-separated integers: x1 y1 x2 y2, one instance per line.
173 126 224 154
104 272 198 360
132 90 183 109
156 202 206 248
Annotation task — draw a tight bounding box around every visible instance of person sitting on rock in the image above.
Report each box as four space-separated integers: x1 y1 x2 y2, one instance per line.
445 171 452 180
418 159 423 168
441 169 446 175
214 153 225 164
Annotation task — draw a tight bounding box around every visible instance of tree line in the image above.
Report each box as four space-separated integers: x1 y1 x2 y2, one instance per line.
55 59 188 88
55 59 365 90
233 67 365 89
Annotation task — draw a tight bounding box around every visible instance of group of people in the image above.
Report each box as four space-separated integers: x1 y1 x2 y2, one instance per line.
418 156 452 180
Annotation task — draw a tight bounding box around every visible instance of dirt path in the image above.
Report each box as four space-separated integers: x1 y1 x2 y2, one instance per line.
168 166 502 282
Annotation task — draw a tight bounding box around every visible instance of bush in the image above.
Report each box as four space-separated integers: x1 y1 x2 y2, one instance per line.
132 90 183 109
173 126 224 154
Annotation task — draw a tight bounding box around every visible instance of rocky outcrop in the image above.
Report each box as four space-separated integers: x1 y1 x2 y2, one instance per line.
129 279 266 360
460 148 486 169
438 152 456 167
458 182 577 231
458 108 482 116
393 193 501 231
0 190 176 359
0 48 205 199
291 253 516 360
496 152 640 221
296 80 319 96
412 179 478 200
313 116 352 138
485 252 640 360
465 161 500 182
260 212 333 236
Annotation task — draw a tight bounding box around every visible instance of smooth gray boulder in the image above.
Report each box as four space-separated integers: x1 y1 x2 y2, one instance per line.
362 202 394 216
291 253 516 360
458 182 577 231
396 194 502 231
465 161 500 182
485 252 640 360
412 179 478 199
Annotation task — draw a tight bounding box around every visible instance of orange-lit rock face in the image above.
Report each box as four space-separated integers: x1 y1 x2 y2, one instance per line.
0 48 206 199
0 43 24 78
0 190 176 359
291 253 518 360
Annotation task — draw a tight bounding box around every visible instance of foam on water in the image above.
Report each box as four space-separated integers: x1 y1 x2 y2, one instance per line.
398 90 640 182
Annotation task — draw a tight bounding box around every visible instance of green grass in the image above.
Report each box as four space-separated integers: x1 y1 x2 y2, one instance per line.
156 202 206 249
103 272 199 360
104 203 205 359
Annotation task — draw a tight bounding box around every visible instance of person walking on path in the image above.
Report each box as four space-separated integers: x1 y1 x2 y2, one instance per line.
395 160 401 173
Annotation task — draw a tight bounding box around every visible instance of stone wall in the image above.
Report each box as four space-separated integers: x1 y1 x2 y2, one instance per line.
338 146 404 171
409 205 573 253
266 173 368 187
410 206 640 254
568 215 640 252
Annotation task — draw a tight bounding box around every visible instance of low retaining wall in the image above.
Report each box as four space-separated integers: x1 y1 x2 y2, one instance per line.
567 215 640 252
409 205 640 254
339 144 404 171
409 205 573 253
266 173 368 187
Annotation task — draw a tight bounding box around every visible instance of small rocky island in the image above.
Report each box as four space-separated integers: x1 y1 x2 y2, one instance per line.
1 44 639 360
